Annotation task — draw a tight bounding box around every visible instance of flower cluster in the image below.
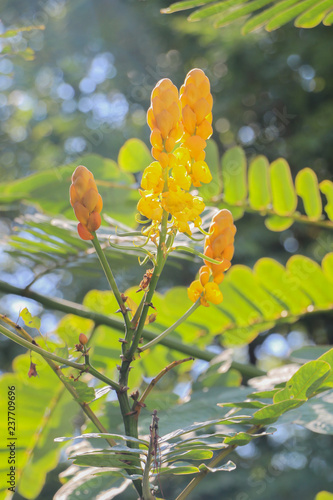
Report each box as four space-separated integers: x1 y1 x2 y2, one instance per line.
188 209 236 307
138 68 213 237
70 165 103 240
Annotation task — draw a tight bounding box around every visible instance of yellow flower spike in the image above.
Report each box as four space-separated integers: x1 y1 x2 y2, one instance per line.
138 69 214 240
188 209 235 307
70 165 102 240
204 209 236 278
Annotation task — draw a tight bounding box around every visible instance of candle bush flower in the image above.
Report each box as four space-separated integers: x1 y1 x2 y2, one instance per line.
138 68 215 239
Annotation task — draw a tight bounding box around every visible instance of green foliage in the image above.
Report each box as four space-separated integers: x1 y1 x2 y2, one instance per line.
4 139 332 236
118 138 153 173
19 307 41 331
0 25 45 61
55 468 133 500
0 353 77 499
162 0 333 32
56 348 333 492
0 154 138 227
215 145 333 231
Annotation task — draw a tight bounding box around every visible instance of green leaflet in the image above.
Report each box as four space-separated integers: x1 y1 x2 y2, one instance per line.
295 0 333 27
19 307 41 331
266 0 316 30
198 139 221 200
273 360 331 402
162 0 328 31
221 146 247 211
295 167 322 220
252 399 306 424
218 148 333 231
315 492 333 500
54 471 132 500
118 138 152 173
270 158 297 215
161 0 213 14
242 0 301 33
248 155 270 210
320 180 333 220
264 215 294 232
189 0 246 21
286 255 333 307
66 379 96 403
215 0 274 27
323 9 333 24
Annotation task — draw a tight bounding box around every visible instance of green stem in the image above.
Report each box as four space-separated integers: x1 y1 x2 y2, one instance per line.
115 205 169 498
0 323 84 370
142 412 158 500
0 323 120 390
85 364 120 391
140 300 201 352
171 245 223 265
138 357 194 408
92 234 132 348
127 208 169 361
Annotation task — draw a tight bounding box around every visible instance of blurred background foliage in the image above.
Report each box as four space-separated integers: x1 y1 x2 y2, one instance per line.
0 0 333 499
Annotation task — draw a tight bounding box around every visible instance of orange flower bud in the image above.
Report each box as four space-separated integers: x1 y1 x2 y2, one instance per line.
79 333 88 345
70 165 102 240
